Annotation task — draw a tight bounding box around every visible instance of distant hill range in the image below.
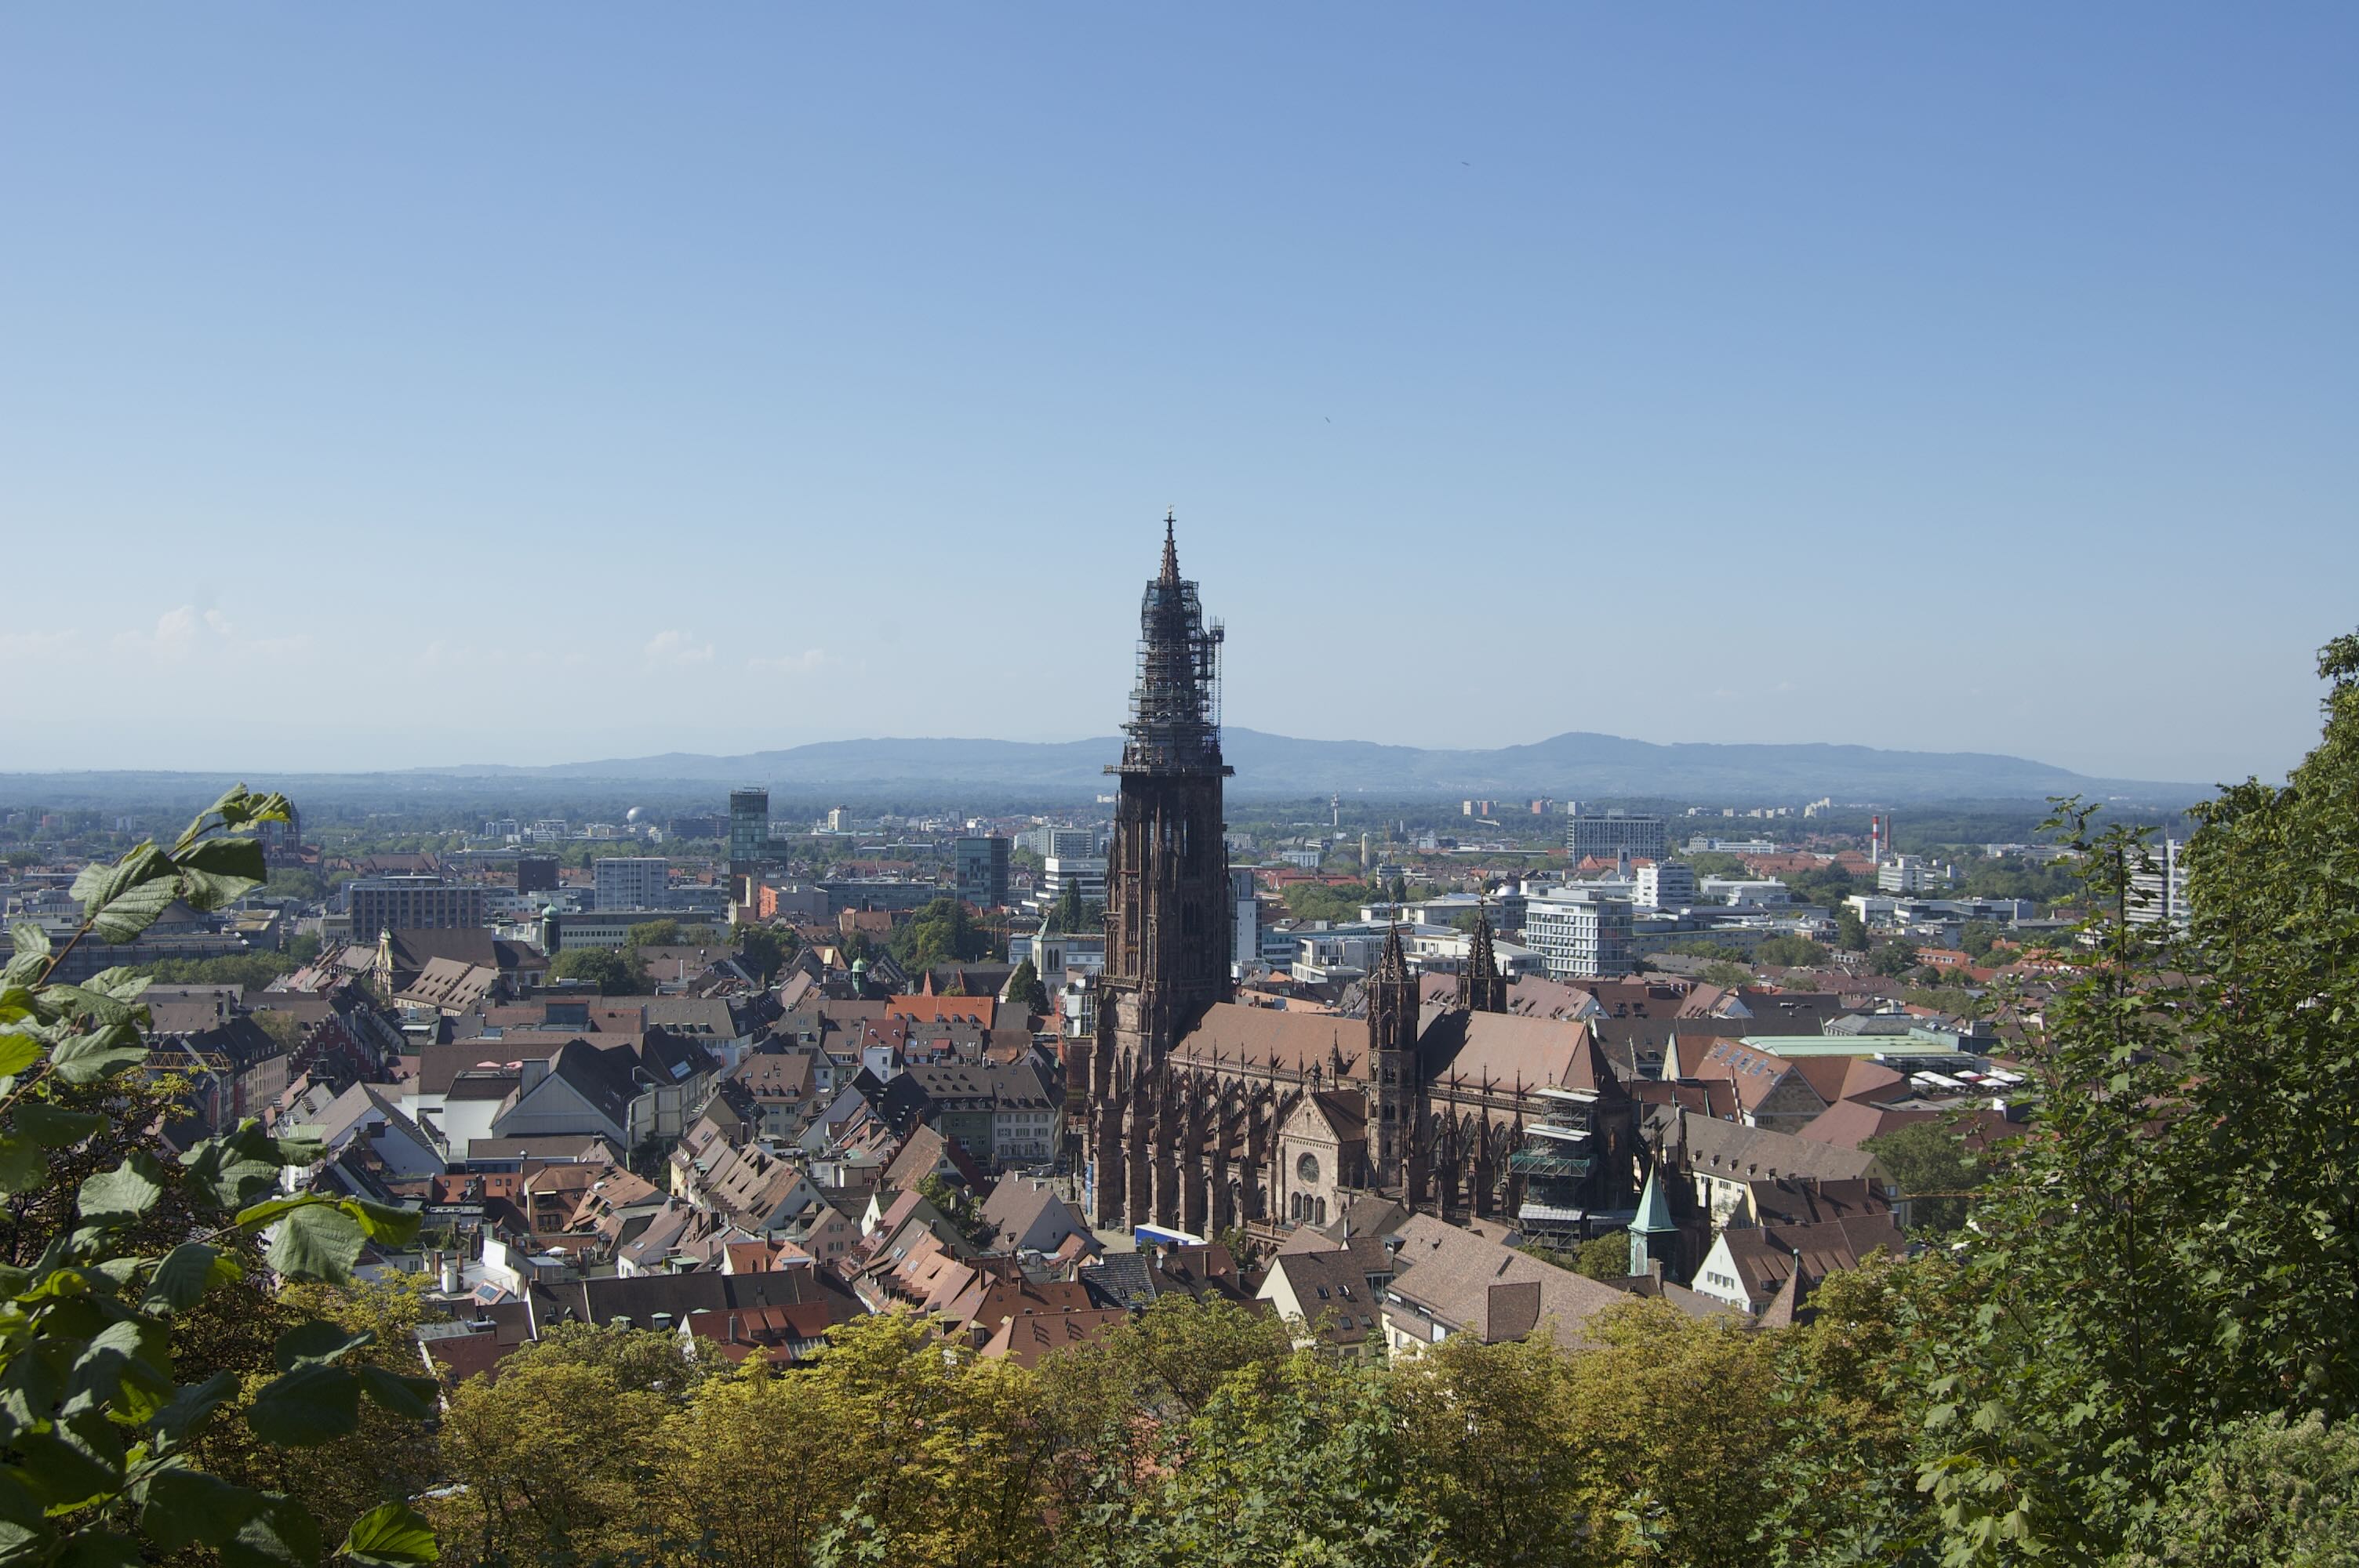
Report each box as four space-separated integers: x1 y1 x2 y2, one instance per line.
424 728 2201 804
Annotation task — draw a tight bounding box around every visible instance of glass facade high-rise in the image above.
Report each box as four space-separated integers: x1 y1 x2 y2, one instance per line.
728 788 770 875
954 836 1011 909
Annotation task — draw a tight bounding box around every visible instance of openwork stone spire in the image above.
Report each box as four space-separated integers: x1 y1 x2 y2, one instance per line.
1116 510 1228 779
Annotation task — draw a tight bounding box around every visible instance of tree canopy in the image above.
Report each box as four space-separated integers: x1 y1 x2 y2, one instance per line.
549 945 649 995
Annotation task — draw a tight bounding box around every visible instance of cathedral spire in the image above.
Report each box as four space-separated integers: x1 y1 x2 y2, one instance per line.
1456 896 1507 1014
1376 921 1410 984
1116 513 1229 779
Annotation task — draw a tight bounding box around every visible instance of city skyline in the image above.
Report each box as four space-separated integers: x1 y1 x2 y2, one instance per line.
4 5 2354 781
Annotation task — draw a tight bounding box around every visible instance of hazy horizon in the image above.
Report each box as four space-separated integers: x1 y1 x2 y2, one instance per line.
4 5 2352 780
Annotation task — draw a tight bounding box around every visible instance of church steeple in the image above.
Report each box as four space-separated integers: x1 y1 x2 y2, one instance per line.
1630 1158 1679 1280
1368 923 1419 1192
1085 515 1235 1229
1456 902 1507 1014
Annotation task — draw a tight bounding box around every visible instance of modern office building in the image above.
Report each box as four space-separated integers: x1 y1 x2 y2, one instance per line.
593 856 670 911
1565 804 1667 863
728 789 771 874
516 856 560 895
1521 888 1636 978
1876 856 1954 895
954 836 1011 909
1018 826 1101 859
2127 838 2190 928
1634 861 1696 909
348 877 487 935
1042 855 1108 910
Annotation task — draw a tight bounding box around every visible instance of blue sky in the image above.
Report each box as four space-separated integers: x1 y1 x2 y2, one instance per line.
3 5 2352 784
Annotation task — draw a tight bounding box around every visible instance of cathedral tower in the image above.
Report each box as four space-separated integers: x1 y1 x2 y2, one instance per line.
1456 906 1507 1014
1086 514 1234 1227
1368 924 1419 1188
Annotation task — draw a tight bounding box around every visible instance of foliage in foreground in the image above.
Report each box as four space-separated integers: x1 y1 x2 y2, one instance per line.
0 788 436 1566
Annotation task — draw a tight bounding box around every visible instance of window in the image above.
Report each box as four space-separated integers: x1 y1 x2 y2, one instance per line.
1296 1152 1321 1184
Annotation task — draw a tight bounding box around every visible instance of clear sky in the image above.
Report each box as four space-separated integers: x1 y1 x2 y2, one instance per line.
3 5 2352 785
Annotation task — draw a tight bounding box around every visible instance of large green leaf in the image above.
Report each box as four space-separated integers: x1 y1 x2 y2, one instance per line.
13 1101 107 1148
340 1502 438 1566
356 1364 438 1421
180 787 294 848
77 1153 164 1226
266 1202 365 1283
49 1024 149 1085
144 1243 231 1313
151 1368 239 1440
9 1426 120 1510
0 1134 45 1198
38 983 150 1030
139 1464 264 1551
2 920 50 987
73 846 181 945
0 1030 39 1079
235 1194 325 1230
272 1321 373 1373
185 1127 289 1210
245 1363 360 1446
74 967 151 1003
50 1529 141 1568
176 837 267 913
340 1196 422 1247
67 1319 172 1414
216 1492 322 1568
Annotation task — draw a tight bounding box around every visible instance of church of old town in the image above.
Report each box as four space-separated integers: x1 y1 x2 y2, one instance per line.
1078 519 1640 1237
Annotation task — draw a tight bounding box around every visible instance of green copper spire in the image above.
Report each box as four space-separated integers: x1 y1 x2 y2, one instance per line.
1630 1159 1677 1279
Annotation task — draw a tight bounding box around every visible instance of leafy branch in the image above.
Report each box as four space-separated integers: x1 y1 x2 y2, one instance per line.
0 786 439 1566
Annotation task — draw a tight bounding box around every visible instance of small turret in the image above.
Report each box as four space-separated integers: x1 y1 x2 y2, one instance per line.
1629 1158 1680 1281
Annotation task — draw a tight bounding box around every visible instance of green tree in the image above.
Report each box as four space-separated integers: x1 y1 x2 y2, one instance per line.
732 922 788 982
1836 908 1870 952
1574 1229 1633 1282
1005 956 1049 1015
548 945 649 995
1754 935 1831 969
266 868 327 902
431 1352 669 1561
1050 882 1106 935
1862 1120 1983 1236
1960 920 2001 959
915 1173 994 1250
1699 959 1753 988
626 917 685 949
654 1356 849 1568
893 897 993 969
523 1319 725 1398
1281 880 1380 926
1107 1350 1439 1568
1787 862 1861 911
138 949 304 987
1558 1301 1788 1565
2111 1411 2359 1567
0 786 438 1566
1395 1332 1580 1568
1867 939 1920 977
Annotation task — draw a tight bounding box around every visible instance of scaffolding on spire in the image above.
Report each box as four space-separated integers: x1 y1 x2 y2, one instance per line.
1114 511 1230 778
